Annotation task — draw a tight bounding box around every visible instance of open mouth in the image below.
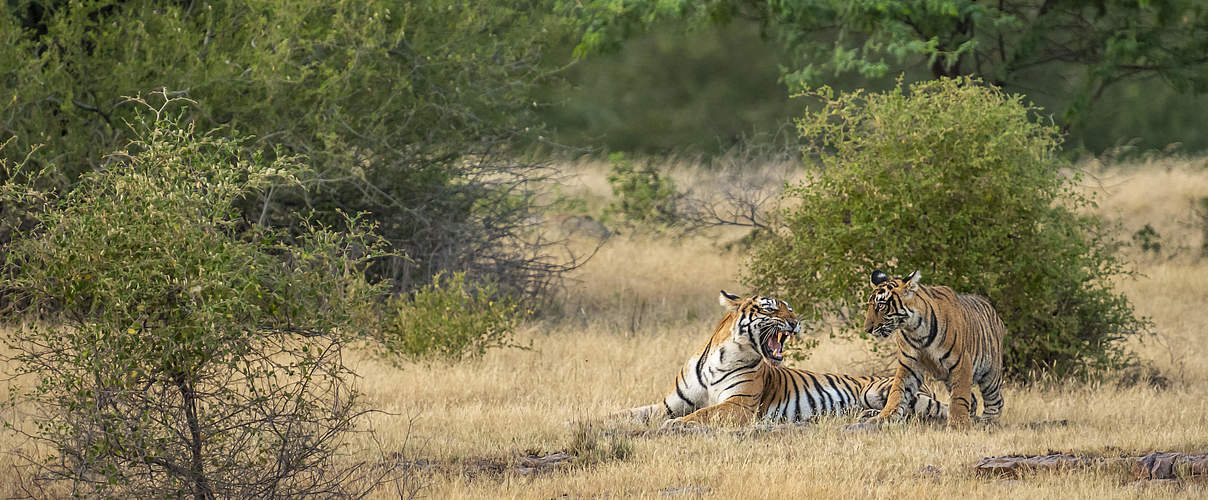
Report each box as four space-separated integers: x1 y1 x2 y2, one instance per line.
762 330 793 365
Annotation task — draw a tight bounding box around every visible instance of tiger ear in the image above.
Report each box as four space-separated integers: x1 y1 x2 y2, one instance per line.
904 270 921 293
719 290 742 310
870 269 889 286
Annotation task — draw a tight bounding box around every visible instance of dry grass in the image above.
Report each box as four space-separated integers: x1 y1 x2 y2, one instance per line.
4 157 1208 498
1077 156 1208 383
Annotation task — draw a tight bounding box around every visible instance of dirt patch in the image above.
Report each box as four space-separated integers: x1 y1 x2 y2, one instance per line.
916 465 943 480
636 420 818 439
1012 419 1069 430
973 451 1208 482
389 450 580 481
660 485 712 497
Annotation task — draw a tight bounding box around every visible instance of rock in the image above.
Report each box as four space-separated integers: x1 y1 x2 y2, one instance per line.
1127 452 1208 480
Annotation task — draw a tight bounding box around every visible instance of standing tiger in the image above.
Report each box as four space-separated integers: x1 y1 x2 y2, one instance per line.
864 269 1006 428
616 291 948 427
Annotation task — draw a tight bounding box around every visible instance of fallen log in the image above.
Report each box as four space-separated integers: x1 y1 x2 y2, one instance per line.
1129 452 1208 480
974 453 1085 477
973 452 1208 481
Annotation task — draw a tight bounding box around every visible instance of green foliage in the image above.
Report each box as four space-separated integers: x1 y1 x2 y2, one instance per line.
604 152 681 226
537 20 800 155
0 0 573 295
561 0 1208 129
1072 80 1208 154
1 105 389 496
746 78 1148 379
378 272 521 360
1131 224 1163 255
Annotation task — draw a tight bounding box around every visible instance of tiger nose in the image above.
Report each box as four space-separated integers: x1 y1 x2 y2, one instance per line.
864 325 874 334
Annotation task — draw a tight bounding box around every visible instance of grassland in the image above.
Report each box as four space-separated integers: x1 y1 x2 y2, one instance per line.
5 156 1208 498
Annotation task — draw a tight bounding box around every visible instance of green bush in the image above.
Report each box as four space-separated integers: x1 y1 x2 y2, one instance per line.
1131 224 1162 255
378 272 521 359
604 152 681 226
746 77 1148 379
1 106 390 496
0 0 573 296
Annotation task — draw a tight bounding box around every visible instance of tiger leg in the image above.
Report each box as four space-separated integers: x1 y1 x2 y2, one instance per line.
856 378 891 418
612 373 699 425
910 391 949 422
861 379 947 422
873 361 922 422
671 398 758 428
609 404 666 425
947 354 975 428
976 370 1005 423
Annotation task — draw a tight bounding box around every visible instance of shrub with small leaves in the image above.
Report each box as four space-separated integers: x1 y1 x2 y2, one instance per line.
1 100 392 497
604 152 681 226
0 0 577 297
378 272 522 359
747 77 1148 380
1131 224 1162 254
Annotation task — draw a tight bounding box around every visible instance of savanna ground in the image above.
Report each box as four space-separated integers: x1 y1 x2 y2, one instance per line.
5 157 1208 498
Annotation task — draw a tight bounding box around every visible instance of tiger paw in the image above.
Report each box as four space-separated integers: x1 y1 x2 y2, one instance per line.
947 416 973 430
659 417 693 430
659 418 710 434
863 413 897 424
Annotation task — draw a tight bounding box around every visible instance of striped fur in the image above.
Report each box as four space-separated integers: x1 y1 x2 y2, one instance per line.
618 291 948 427
864 270 1006 428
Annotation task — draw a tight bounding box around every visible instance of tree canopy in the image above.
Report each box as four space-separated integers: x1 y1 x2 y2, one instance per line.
1 0 575 295
562 0 1208 125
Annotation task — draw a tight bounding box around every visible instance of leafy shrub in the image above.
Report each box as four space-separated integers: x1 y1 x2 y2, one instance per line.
1 105 392 497
378 272 521 359
1131 224 1162 254
604 152 681 226
0 0 575 297
746 77 1148 379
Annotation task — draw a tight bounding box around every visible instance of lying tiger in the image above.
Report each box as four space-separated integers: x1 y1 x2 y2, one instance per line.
615 291 948 427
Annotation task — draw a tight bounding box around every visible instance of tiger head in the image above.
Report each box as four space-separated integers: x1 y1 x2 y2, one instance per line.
719 290 801 366
863 269 922 339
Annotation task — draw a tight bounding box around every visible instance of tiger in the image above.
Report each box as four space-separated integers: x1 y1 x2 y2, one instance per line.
616 291 948 427
863 269 1006 428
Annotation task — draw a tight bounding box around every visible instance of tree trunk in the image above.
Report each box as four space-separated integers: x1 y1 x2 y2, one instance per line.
931 55 963 79
176 377 213 500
